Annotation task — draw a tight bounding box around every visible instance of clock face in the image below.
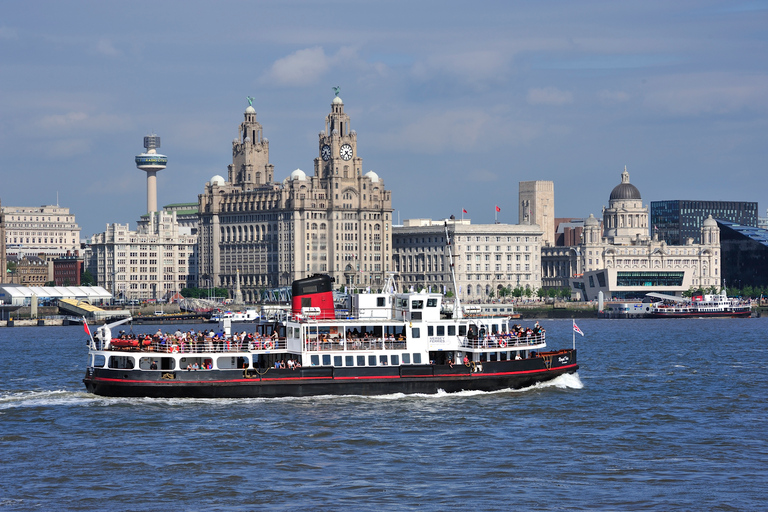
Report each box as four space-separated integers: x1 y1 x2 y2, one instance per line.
340 144 353 161
321 144 331 161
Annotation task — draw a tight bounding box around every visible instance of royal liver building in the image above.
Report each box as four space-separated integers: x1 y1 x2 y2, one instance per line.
197 94 393 300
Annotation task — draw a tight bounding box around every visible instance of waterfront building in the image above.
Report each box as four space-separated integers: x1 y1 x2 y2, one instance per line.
86 209 197 301
539 168 721 300
138 202 199 235
1 205 81 257
651 199 757 245
197 95 393 300
566 168 720 299
519 181 555 247
52 251 83 286
393 218 543 301
0 198 6 283
6 254 51 286
716 220 768 289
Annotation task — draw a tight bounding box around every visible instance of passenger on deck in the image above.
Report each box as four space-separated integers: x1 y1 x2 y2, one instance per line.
150 360 158 370
463 355 470 365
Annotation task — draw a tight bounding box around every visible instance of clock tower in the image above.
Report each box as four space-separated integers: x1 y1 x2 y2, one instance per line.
314 93 362 181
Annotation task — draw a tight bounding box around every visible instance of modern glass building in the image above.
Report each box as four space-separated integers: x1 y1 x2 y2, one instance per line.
651 200 757 245
717 220 768 289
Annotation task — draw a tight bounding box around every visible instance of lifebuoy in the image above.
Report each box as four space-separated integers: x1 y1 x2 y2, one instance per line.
264 340 274 350
171 345 179 353
499 339 507 348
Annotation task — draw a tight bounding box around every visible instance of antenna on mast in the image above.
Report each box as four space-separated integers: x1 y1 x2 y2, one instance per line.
444 221 463 319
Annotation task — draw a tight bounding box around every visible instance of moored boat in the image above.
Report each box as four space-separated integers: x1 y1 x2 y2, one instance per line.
645 289 752 318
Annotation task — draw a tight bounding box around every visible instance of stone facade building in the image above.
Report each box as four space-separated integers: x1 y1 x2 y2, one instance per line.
393 218 543 301
559 168 721 300
1 205 81 257
0 198 5 283
87 210 197 301
519 180 554 247
6 254 51 285
197 96 393 301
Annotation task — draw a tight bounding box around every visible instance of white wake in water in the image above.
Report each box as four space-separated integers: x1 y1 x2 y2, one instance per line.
0 389 95 410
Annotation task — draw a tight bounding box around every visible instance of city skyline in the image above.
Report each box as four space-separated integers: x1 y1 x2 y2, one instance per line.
1 1 766 237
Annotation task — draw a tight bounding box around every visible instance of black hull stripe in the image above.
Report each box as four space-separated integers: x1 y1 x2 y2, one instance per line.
88 363 578 386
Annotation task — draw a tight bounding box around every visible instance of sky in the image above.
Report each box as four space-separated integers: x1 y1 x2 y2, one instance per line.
1 0 767 237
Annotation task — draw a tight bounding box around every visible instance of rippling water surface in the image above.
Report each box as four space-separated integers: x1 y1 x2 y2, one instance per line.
1 318 767 511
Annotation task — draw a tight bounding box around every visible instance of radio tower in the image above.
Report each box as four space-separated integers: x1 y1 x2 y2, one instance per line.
135 134 168 213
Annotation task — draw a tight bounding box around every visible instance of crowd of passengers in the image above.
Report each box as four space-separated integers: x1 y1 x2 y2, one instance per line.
466 322 545 347
110 328 280 353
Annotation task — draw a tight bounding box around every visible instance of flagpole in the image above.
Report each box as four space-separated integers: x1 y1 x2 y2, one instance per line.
84 316 95 349
572 318 575 350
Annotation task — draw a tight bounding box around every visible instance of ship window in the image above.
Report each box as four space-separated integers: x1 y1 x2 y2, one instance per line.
109 355 135 369
412 300 424 309
491 324 498 334
459 326 467 336
377 297 386 307
334 356 343 366
427 298 438 307
412 327 420 338
357 355 366 366
413 353 422 364
92 354 106 367
437 326 445 336
369 355 377 366
448 325 456 336
345 356 354 367
322 354 331 366
402 353 411 364
390 355 399 366
311 355 320 366
379 355 388 365
428 326 434 336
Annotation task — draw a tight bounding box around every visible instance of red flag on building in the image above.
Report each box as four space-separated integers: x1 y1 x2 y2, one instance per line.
495 205 501 212
462 208 467 213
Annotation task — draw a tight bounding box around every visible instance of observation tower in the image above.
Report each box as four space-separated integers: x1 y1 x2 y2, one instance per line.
135 134 168 213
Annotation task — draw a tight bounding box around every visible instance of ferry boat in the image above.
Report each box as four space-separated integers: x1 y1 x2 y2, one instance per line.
645 289 752 319
83 227 578 398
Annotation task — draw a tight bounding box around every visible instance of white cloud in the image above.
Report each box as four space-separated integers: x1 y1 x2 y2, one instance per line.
378 107 542 154
643 73 768 115
265 46 330 86
45 138 91 159
410 50 511 89
36 111 128 131
95 38 120 57
597 90 631 104
527 87 574 106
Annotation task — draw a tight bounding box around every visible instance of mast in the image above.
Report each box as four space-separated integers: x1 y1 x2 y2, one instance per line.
444 221 463 319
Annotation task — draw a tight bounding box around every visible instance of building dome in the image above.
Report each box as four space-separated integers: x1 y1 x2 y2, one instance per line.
585 213 599 226
245 105 256 114
210 175 226 186
290 168 307 181
609 167 641 201
332 96 343 104
364 170 379 183
703 214 717 227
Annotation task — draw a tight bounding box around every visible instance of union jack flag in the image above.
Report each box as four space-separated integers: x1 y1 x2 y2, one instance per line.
573 320 584 336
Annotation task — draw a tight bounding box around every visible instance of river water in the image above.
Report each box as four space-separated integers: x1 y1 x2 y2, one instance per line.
1 318 766 511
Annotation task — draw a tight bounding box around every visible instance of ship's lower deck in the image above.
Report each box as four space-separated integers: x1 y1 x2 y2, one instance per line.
84 349 578 398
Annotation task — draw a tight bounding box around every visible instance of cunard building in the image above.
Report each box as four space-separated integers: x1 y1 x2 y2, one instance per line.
198 94 393 301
